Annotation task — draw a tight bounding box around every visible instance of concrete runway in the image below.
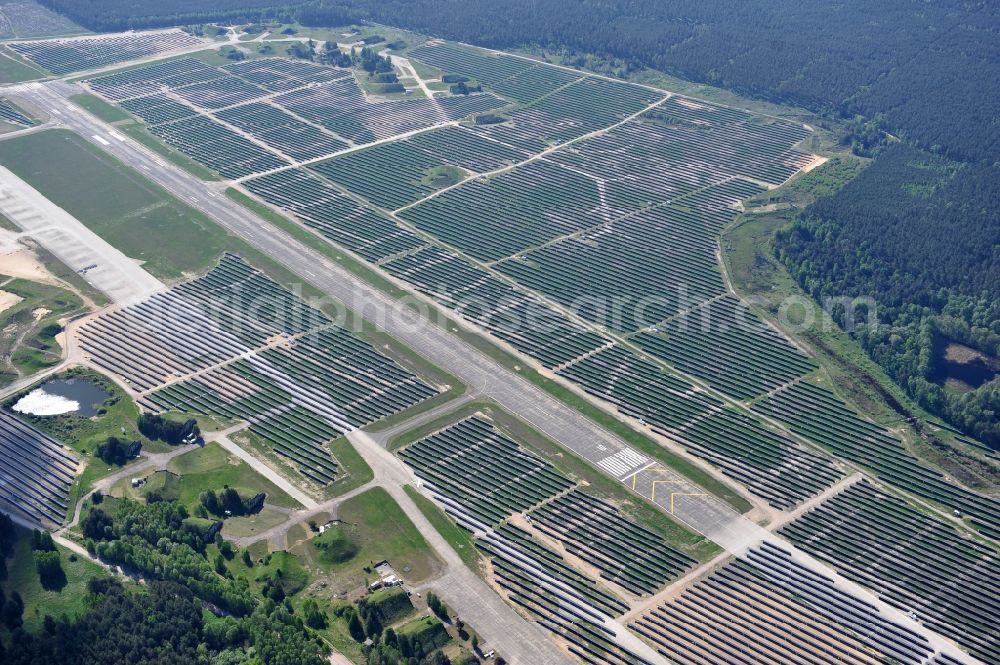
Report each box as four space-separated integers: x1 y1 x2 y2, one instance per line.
0 163 164 304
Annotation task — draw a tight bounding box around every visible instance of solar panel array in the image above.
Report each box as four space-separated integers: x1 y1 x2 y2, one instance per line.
310 125 527 209
17 33 992 665
274 79 505 145
528 490 697 595
0 97 33 126
754 381 1000 535
10 30 201 75
0 410 78 525
400 416 574 525
403 414 696 662
84 54 507 181
631 544 936 665
81 44 995 537
208 50 896 515
78 254 437 485
780 480 1000 664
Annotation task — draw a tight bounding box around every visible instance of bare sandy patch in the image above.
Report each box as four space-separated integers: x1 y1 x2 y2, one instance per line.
675 97 712 110
0 289 23 314
799 154 828 173
0 228 59 284
0 249 55 283
54 327 69 351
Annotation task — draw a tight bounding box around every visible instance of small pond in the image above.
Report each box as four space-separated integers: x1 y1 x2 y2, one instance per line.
11 378 110 417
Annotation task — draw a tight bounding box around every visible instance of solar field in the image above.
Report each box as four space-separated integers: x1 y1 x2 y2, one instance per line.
528 489 697 596
9 29 201 75
754 381 1000 535
779 480 999 663
82 55 505 180
242 168 425 262
63 32 1000 527
9 30 994 665
0 410 78 525
632 542 936 665
310 125 527 210
401 415 697 661
0 96 32 125
77 39 998 529
77 254 438 486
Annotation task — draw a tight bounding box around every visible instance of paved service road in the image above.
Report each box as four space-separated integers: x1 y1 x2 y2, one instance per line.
209 428 319 510
19 80 981 665
365 391 480 446
0 164 164 304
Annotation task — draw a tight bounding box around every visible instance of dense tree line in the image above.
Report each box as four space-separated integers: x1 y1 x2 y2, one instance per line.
0 587 25 632
339 596 457 665
95 436 138 465
136 413 199 444
84 499 258 615
18 497 333 664
0 512 15 580
0 515 26 632
199 487 265 517
777 144 1000 447
30 529 66 590
0 497 466 663
1 578 328 665
37 0 307 32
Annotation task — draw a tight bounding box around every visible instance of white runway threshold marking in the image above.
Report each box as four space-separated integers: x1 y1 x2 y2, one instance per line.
92 134 111 145
108 130 126 141
597 448 649 478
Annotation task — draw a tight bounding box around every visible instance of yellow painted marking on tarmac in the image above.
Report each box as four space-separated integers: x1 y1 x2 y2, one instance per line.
670 492 707 514
631 473 638 491
650 480 683 502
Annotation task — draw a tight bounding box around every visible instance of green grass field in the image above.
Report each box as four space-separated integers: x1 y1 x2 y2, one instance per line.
323 437 374 498
0 49 47 84
166 442 301 509
220 506 290 539
218 546 310 599
291 487 440 597
0 130 229 280
1 526 108 635
67 93 131 123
